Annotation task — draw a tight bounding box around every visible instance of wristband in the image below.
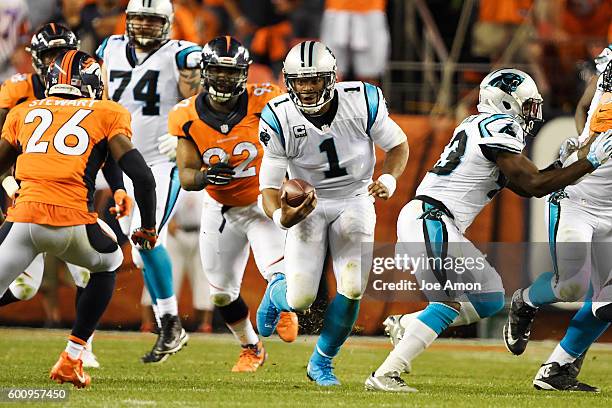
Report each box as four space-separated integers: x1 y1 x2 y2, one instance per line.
2 176 19 199
586 152 601 169
377 173 397 197
273 208 288 230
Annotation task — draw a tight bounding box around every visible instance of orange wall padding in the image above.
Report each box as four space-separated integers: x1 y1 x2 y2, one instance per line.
0 115 526 334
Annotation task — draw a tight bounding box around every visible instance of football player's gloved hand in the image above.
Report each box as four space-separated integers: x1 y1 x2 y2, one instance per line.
131 227 158 250
559 137 579 164
587 129 612 169
204 162 235 185
109 189 134 219
158 133 178 161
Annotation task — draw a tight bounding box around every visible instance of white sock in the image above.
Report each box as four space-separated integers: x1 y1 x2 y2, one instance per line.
86 334 94 351
375 318 438 376
545 344 576 365
157 296 178 317
227 316 259 346
151 304 162 327
66 340 85 360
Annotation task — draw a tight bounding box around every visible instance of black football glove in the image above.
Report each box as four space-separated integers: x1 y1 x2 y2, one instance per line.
204 162 235 185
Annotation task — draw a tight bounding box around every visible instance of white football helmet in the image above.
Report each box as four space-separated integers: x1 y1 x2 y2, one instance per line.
283 41 337 115
478 68 543 135
126 0 173 47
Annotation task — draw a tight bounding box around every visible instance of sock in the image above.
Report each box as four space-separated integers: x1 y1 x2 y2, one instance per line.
559 300 610 357
269 275 291 311
66 336 86 360
314 294 360 359
0 290 20 306
70 271 116 342
140 245 174 299
416 302 459 335
524 272 558 307
142 268 158 305
218 296 259 345
151 304 161 328
545 343 577 365
228 317 260 346
75 286 84 309
375 318 438 376
157 296 178 317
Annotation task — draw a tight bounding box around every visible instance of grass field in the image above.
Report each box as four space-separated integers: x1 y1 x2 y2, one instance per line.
0 328 611 407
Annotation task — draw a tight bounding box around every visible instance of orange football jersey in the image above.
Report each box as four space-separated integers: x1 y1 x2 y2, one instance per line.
0 73 45 110
590 93 612 134
168 83 281 207
1 97 132 226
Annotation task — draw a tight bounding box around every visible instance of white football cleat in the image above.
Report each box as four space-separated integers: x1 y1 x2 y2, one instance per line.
365 372 417 393
81 348 100 368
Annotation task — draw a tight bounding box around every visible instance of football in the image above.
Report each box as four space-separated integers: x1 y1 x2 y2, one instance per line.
280 179 315 207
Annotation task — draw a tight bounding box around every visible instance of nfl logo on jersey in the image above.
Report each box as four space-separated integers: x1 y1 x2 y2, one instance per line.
220 124 230 134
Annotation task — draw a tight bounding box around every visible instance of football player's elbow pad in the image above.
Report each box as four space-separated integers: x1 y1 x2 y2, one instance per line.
259 155 288 191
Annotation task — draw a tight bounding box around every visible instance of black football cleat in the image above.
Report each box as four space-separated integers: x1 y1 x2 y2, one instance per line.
503 289 537 355
533 362 599 392
141 314 188 364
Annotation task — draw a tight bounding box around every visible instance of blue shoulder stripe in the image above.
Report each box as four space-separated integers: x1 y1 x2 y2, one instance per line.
175 45 202 69
261 104 285 148
363 82 380 135
478 114 513 137
96 37 109 60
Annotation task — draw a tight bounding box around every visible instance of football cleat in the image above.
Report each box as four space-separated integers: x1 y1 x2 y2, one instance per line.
277 312 299 343
81 348 100 369
307 351 340 386
533 362 599 392
142 314 188 364
231 341 267 372
503 289 537 355
364 372 418 393
50 352 91 388
256 274 284 337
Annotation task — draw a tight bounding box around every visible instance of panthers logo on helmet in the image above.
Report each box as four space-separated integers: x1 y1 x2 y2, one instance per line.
488 72 525 95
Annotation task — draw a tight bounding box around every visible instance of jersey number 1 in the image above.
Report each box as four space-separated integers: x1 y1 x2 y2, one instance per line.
319 138 348 179
110 70 160 115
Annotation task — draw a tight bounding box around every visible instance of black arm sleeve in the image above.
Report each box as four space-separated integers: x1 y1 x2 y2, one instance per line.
101 155 125 193
118 149 156 229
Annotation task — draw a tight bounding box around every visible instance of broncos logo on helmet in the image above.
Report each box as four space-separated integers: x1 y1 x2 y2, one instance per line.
201 36 251 103
26 23 79 77
46 50 104 100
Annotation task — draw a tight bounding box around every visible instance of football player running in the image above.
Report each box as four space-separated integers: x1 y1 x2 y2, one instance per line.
0 23 133 369
256 41 409 386
364 68 612 392
502 59 612 392
168 36 299 372
96 0 202 363
0 50 157 388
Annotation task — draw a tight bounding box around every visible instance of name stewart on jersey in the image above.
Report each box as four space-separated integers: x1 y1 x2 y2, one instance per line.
168 83 281 207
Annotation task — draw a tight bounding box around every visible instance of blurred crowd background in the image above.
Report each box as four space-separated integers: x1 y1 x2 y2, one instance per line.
2 0 612 340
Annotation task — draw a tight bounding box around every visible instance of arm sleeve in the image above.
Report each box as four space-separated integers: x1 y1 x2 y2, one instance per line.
364 83 407 151
175 43 202 70
118 149 156 229
475 115 525 155
258 106 288 190
101 155 125 193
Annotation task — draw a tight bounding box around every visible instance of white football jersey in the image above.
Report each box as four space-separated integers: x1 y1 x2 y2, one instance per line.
417 112 525 233
568 45 612 207
259 81 404 199
96 35 201 165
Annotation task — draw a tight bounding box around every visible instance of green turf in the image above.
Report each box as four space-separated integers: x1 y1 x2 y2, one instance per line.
0 328 611 407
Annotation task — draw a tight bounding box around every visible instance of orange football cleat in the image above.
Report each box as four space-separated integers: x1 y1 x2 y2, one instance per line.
276 311 299 343
50 352 91 388
231 341 267 372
